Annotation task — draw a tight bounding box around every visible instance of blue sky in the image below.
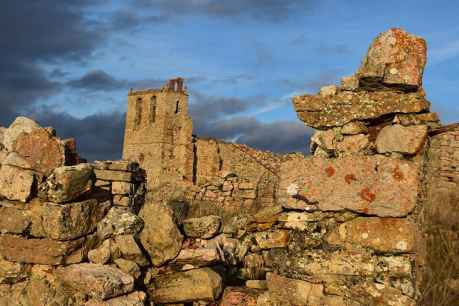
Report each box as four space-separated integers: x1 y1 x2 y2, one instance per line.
1 1 458 160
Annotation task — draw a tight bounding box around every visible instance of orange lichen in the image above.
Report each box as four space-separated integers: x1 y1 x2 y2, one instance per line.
325 166 335 177
359 187 376 203
345 174 357 184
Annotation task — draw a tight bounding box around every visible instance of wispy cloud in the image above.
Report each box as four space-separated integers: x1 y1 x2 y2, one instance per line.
430 39 459 63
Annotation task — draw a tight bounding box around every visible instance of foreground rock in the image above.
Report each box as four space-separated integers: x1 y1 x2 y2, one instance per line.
85 291 146 306
0 234 87 265
30 198 110 240
149 268 223 303
0 165 35 202
279 155 420 217
40 164 94 203
183 215 221 239
326 217 417 253
293 89 429 129
139 202 183 266
358 28 427 89
97 207 144 240
266 273 325 305
376 124 428 154
220 287 260 306
56 263 134 300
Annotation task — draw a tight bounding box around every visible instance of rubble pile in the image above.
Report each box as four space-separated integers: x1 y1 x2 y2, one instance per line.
0 118 147 305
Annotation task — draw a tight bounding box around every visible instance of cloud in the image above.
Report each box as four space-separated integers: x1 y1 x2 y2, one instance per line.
28 106 125 161
189 93 311 153
67 70 125 91
133 0 310 21
0 1 102 124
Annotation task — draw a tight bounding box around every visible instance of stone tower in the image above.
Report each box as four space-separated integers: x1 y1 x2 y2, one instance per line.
122 78 193 188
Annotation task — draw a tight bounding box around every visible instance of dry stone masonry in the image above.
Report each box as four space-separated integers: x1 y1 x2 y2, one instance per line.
0 28 457 305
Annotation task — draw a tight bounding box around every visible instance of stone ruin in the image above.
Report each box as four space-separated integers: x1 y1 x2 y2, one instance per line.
0 28 458 305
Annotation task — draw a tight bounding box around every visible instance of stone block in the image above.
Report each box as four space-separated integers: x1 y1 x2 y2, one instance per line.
293 89 429 129
94 169 133 182
266 273 325 306
56 263 134 300
139 202 183 266
173 247 221 267
40 164 94 203
93 160 139 172
0 234 87 265
85 291 146 306
254 230 289 249
220 287 260 306
376 124 428 154
111 181 132 195
30 198 110 240
326 217 417 253
97 207 143 240
149 268 223 303
279 155 420 217
0 165 35 203
113 195 130 206
0 201 31 234
358 28 426 89
183 215 221 239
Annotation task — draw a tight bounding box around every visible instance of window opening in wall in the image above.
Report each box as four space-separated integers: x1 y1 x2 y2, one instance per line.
134 97 142 129
175 100 180 114
150 96 157 124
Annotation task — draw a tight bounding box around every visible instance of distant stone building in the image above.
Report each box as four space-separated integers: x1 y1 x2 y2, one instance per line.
122 78 194 187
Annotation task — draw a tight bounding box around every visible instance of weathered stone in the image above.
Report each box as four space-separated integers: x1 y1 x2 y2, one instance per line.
94 169 133 182
220 287 260 306
393 112 440 126
293 89 429 129
252 205 283 223
149 268 223 303
89 239 112 264
246 280 267 290
113 195 130 206
173 247 221 267
111 181 132 195
0 126 5 147
2 152 34 169
183 215 221 239
326 217 417 253
139 202 183 266
0 165 35 202
111 235 149 267
113 259 141 280
97 207 144 240
279 155 420 217
13 128 66 175
40 164 94 203
266 273 325 306
0 256 29 284
336 134 370 154
0 234 87 265
278 211 323 230
0 201 31 234
376 256 412 277
254 230 289 249
341 121 368 135
351 282 416 306
358 28 427 89
376 124 428 154
319 85 337 97
340 75 359 91
93 160 139 172
56 263 134 300
85 291 146 306
243 253 265 280
30 198 110 240
2 116 40 152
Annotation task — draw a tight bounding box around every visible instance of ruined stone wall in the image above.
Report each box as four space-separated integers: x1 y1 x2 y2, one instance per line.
0 118 148 305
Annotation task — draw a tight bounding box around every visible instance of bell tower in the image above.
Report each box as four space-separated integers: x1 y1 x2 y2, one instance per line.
122 78 194 188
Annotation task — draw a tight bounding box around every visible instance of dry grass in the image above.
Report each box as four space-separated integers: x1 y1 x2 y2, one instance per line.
419 191 459 306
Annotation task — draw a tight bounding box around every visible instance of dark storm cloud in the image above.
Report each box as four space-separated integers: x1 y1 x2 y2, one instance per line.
190 94 311 153
134 0 310 21
67 70 125 91
0 0 102 123
29 106 125 162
